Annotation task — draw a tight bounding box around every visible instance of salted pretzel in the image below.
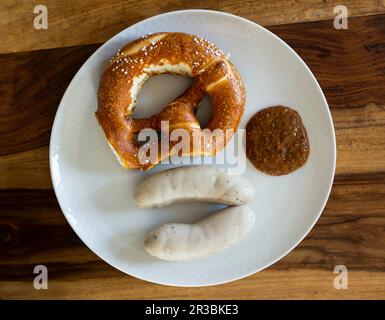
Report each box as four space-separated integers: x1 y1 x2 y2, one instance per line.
96 32 246 170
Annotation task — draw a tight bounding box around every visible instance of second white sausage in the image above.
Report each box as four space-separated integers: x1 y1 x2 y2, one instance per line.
144 205 255 261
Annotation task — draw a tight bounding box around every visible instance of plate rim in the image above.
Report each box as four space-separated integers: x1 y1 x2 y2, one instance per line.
49 9 337 287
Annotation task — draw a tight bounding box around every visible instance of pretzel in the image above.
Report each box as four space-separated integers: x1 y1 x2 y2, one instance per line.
96 32 246 170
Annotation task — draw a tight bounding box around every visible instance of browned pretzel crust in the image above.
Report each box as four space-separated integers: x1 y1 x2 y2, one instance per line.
96 32 246 170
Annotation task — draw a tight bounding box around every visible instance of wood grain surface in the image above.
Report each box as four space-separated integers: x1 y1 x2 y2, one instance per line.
1 1 385 299
1 0 384 53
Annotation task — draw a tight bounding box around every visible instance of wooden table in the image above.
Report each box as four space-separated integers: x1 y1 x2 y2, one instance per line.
1 0 385 299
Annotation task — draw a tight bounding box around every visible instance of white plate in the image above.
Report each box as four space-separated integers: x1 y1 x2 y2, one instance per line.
50 10 336 286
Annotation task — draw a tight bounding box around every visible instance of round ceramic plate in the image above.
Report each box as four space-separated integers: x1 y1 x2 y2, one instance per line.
50 10 336 286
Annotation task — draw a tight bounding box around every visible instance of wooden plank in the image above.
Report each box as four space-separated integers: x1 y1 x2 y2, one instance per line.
336 125 385 174
0 44 98 157
1 0 385 53
1 14 385 189
0 178 384 299
0 147 51 189
1 270 384 299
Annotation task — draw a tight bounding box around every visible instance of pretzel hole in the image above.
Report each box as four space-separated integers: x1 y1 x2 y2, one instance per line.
195 95 212 128
132 74 192 119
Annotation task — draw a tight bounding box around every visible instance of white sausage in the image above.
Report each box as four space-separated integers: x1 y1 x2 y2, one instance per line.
134 166 254 208
144 205 255 261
